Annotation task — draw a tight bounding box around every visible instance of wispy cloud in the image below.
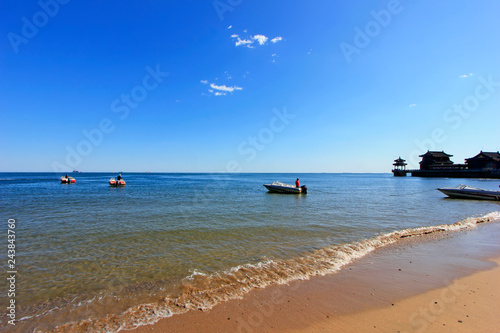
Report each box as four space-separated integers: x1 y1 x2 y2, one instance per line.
409 104 417 108
459 73 474 78
271 37 283 44
231 32 284 48
210 83 242 93
202 80 243 96
235 37 253 47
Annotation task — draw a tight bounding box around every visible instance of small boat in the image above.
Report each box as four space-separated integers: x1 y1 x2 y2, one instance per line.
109 178 126 187
60 176 76 184
264 181 307 194
437 185 500 201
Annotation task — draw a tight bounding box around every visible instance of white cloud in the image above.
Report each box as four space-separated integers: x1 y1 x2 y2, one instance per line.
210 83 242 93
202 79 243 96
227 25 232 29
253 34 268 45
271 36 283 44
232 31 284 48
307 49 312 55
235 37 253 47
409 104 417 108
459 73 474 78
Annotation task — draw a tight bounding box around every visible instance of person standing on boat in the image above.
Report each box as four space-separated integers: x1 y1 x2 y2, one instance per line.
117 174 122 182
295 178 300 187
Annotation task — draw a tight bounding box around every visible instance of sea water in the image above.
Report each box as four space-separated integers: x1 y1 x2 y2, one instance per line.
0 173 499 332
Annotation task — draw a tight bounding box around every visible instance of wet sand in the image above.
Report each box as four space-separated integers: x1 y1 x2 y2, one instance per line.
128 221 500 333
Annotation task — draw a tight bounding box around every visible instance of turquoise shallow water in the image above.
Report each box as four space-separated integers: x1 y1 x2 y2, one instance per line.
0 173 499 331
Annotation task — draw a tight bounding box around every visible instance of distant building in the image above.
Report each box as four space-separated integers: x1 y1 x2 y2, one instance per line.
392 150 500 178
392 157 407 177
465 151 500 170
418 151 454 170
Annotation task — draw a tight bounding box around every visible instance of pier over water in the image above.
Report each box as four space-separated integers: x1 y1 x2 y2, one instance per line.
392 151 500 178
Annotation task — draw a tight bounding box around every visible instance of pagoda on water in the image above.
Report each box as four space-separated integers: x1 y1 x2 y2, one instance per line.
392 157 408 177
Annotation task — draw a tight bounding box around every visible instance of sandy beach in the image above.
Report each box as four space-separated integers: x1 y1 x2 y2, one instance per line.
292 259 500 332
128 221 500 333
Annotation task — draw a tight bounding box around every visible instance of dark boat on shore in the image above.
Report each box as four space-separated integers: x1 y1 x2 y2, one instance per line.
437 185 500 201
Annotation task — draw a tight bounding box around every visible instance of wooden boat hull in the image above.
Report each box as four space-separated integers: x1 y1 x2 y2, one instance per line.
438 187 500 200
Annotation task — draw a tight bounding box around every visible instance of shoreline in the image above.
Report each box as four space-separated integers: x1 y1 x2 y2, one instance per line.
127 221 500 333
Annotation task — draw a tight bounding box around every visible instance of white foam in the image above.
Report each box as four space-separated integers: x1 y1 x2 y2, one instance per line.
184 269 208 280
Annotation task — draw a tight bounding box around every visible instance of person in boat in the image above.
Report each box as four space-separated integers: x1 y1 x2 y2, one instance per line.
117 174 122 183
65 173 69 179
295 178 300 187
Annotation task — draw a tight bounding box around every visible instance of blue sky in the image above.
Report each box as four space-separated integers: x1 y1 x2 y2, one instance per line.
1 0 499 172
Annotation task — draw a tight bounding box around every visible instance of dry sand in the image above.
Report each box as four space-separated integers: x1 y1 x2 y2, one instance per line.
128 222 500 333
292 258 500 333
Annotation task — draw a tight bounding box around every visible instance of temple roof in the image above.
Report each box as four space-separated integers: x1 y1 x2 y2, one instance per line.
466 151 500 162
419 150 453 158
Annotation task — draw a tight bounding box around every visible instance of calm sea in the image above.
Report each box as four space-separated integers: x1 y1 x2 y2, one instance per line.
1 173 499 332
